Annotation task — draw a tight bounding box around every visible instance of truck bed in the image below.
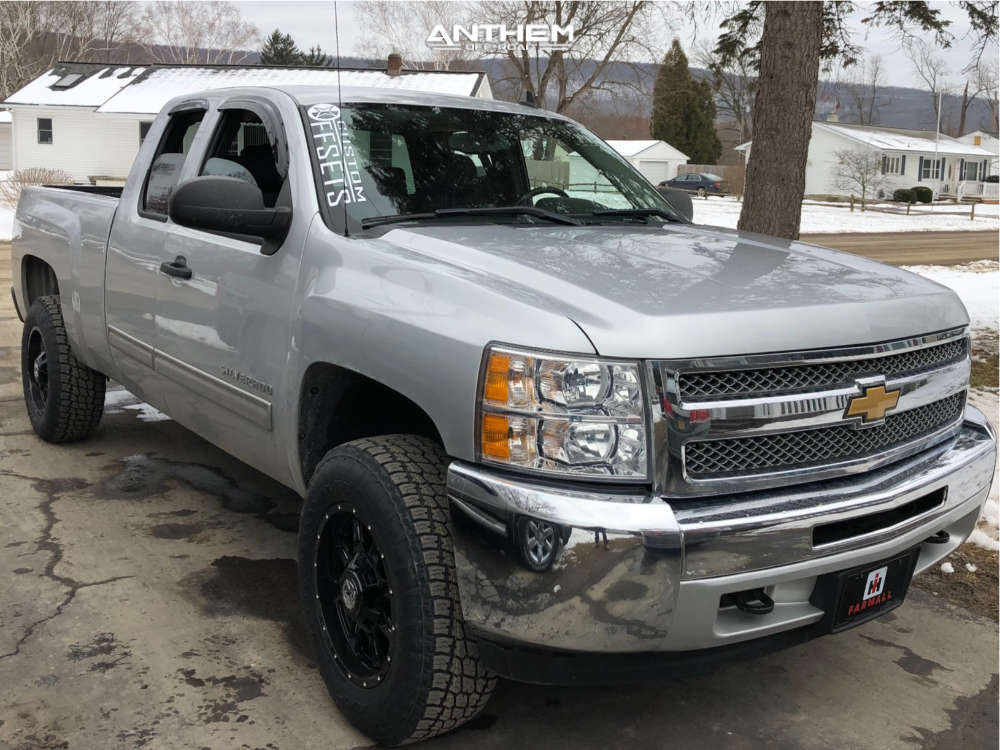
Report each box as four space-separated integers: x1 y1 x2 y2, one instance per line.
43 184 124 199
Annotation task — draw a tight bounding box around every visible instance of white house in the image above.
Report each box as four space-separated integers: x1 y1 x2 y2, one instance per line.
606 140 689 184
957 130 999 175
2 62 492 184
736 119 996 201
0 111 11 171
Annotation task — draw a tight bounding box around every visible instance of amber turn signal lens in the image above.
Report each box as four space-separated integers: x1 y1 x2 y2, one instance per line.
481 413 510 460
484 353 510 403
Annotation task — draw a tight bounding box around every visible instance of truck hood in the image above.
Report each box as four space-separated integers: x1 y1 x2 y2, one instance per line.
375 222 968 358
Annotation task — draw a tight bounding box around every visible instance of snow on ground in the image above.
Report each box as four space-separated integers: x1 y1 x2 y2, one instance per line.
0 205 12 242
903 262 999 550
104 387 171 423
902 260 999 331
693 196 1000 233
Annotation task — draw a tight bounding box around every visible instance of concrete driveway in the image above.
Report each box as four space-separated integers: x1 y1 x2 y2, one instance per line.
0 242 997 749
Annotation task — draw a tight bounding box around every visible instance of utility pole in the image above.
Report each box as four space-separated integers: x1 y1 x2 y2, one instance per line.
934 89 942 194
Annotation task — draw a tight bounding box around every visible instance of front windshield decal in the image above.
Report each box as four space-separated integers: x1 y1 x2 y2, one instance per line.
306 103 366 207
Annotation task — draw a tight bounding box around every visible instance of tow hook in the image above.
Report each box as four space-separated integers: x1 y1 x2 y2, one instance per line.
924 530 950 545
734 588 775 615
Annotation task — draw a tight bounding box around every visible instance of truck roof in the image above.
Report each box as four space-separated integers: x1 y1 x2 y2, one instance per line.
165 85 572 122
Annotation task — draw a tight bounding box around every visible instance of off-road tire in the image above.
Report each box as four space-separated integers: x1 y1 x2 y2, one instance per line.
21 295 105 442
298 435 496 746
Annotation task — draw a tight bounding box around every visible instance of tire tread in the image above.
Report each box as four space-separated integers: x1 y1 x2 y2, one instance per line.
22 295 105 442
310 435 495 745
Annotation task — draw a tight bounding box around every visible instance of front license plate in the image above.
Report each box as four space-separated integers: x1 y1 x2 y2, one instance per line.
830 549 919 632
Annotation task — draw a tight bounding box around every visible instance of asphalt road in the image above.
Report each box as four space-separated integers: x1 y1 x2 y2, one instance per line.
0 240 997 749
799 230 999 266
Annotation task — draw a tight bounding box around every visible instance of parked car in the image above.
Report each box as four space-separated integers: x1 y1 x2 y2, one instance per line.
12 85 995 746
659 171 729 197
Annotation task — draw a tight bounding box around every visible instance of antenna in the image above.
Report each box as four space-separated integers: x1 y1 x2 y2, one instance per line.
333 0 348 235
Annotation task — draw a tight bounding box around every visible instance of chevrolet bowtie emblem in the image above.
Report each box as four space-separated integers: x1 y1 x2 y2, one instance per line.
845 384 900 424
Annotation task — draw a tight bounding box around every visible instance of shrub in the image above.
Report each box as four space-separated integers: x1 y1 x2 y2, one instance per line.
912 185 933 203
0 168 73 209
892 188 916 203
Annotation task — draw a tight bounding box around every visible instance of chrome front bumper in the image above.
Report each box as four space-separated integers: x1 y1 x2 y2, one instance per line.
449 405 996 656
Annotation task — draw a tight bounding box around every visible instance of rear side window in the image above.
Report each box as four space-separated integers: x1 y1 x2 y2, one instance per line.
199 109 287 208
142 110 205 217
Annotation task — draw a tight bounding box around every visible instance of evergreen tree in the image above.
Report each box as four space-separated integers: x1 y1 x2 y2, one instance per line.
650 39 722 164
259 29 301 65
301 45 334 67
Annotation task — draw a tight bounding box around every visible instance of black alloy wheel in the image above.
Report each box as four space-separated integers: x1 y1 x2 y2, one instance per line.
314 502 396 688
25 326 49 415
20 295 105 442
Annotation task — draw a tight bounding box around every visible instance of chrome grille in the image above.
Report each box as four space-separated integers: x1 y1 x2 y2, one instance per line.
684 392 965 479
678 338 967 400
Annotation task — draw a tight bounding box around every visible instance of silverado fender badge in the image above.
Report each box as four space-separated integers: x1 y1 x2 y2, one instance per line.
845 383 901 426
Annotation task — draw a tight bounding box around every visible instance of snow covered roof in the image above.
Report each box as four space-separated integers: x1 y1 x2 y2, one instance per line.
737 123 995 157
4 64 146 107
4 63 489 114
816 121 995 157
607 139 689 160
99 66 487 114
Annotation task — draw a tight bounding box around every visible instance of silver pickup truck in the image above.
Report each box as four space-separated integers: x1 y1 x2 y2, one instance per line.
11 86 996 745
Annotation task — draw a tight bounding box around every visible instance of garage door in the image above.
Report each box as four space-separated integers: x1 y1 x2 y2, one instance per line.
637 160 672 184
0 127 10 171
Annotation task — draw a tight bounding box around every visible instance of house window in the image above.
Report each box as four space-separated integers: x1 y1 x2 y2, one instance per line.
37 118 53 144
883 155 902 175
139 121 153 145
965 162 979 181
921 158 941 180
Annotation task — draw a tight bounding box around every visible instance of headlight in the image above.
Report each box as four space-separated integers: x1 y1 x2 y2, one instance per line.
477 345 648 479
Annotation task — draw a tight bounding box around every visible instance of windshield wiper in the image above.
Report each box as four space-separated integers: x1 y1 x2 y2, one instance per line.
361 212 436 229
434 206 581 225
361 205 581 229
580 208 686 223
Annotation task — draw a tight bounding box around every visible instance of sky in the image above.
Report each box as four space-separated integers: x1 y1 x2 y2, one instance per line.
233 1 996 90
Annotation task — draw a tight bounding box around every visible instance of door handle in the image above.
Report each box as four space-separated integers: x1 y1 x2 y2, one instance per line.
160 255 192 280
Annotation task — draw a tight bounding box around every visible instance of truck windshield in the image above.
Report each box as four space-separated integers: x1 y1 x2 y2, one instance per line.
301 102 681 233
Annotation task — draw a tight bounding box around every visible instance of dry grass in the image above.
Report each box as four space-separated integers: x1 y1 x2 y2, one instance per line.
0 168 73 208
912 543 999 620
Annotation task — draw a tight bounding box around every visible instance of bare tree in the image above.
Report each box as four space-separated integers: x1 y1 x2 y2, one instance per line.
353 1 476 71
357 1 668 112
0 2 135 99
488 1 665 112
93 1 142 60
142 1 258 65
0 3 38 100
696 43 756 141
846 54 888 125
976 60 999 131
954 60 996 135
906 39 951 128
833 148 887 209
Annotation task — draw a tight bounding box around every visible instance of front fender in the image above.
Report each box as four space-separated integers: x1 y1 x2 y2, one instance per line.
286 219 595 486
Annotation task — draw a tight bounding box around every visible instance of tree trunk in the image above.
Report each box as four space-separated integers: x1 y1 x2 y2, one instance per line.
738 2 823 239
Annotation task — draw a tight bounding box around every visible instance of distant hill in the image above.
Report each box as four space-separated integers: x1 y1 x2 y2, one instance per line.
27 46 995 137
328 55 996 136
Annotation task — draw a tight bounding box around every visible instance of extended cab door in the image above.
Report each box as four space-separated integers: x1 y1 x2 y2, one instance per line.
106 103 207 401
152 96 303 480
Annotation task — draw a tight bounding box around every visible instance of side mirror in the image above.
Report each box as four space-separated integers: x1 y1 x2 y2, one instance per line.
168 176 291 250
658 187 693 222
